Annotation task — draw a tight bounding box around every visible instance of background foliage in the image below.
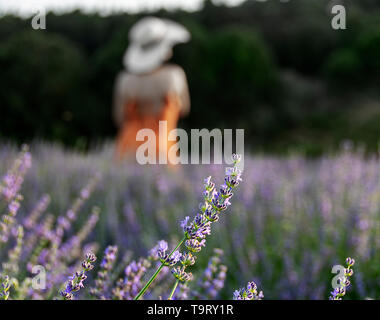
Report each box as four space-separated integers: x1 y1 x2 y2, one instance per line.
1 0 380 154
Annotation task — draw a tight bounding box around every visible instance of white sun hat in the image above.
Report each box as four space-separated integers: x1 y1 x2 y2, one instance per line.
123 16 190 74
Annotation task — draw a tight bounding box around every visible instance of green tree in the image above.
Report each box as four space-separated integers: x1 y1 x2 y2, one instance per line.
0 30 86 144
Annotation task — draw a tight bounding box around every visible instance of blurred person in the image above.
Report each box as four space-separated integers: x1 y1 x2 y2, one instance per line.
113 17 191 162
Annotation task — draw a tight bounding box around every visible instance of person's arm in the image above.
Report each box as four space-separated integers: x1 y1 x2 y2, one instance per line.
179 69 190 117
170 66 190 117
113 71 129 128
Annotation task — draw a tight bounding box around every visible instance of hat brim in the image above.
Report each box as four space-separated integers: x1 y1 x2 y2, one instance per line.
123 19 190 74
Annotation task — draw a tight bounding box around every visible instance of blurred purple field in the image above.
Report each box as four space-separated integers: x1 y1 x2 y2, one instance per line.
0 142 379 299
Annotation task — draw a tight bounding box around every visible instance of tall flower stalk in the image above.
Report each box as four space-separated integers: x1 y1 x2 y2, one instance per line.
134 154 242 300
329 257 355 300
60 252 97 300
90 246 118 299
134 238 185 300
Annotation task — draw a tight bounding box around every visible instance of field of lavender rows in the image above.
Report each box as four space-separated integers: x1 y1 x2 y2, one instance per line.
0 142 379 300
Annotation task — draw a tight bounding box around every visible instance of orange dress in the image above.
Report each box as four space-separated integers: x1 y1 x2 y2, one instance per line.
113 64 190 162
115 95 181 160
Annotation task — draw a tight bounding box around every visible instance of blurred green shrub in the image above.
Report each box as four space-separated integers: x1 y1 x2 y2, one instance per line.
0 30 87 145
0 1 380 154
174 25 279 139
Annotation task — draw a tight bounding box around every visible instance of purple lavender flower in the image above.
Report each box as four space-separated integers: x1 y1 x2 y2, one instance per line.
112 257 151 300
180 217 190 229
185 239 206 253
233 281 264 300
3 225 24 277
180 252 196 267
0 275 11 300
156 154 245 301
171 267 193 282
158 244 182 267
192 248 227 299
1 194 23 243
180 155 243 253
0 146 31 202
101 246 118 268
183 215 211 240
23 194 50 230
90 246 118 299
329 257 355 300
60 252 97 300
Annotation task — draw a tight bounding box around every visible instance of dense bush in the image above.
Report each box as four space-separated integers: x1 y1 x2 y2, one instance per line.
0 30 87 144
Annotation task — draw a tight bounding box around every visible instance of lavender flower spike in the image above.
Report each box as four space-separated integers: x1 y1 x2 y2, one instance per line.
135 154 243 300
233 281 264 300
180 154 243 255
60 252 97 300
90 246 118 299
0 275 11 300
171 267 193 282
167 154 243 299
329 257 355 300
158 241 182 267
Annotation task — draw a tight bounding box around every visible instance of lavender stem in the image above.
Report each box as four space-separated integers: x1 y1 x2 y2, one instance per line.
168 279 180 300
134 236 186 300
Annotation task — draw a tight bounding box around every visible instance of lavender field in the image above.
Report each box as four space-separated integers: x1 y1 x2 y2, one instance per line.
0 142 379 300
